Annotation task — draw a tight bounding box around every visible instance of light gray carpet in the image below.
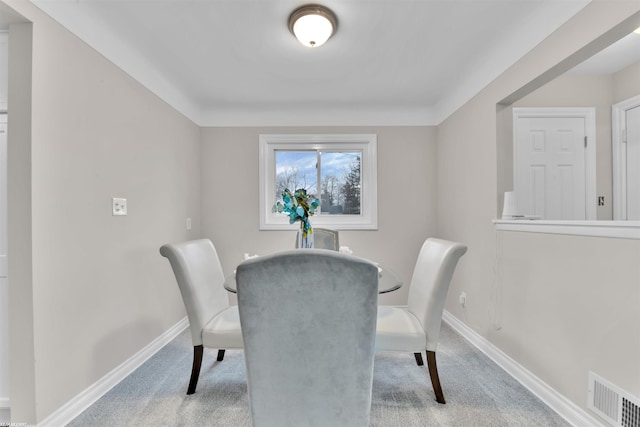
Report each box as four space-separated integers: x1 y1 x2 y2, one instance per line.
67 323 569 426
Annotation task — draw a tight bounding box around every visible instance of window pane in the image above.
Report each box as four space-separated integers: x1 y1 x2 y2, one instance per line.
320 151 361 215
260 133 376 230
274 151 318 204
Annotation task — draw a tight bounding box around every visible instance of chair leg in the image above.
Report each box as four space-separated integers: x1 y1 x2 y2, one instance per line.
426 350 446 404
414 352 424 366
187 345 204 395
216 349 226 361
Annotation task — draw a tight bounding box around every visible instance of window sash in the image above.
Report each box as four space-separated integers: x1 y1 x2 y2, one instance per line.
260 134 377 230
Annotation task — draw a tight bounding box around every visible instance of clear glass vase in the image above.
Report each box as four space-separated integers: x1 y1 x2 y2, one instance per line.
298 221 314 248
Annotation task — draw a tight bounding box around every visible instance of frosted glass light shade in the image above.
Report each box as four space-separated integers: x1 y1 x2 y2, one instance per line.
289 5 337 48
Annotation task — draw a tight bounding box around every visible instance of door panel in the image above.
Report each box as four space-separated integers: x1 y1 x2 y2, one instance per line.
529 165 546 217
515 115 587 220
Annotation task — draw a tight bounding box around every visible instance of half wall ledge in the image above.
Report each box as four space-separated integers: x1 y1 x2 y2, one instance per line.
493 220 640 240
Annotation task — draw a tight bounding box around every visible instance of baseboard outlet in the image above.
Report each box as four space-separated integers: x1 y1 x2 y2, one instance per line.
38 317 189 427
443 311 606 427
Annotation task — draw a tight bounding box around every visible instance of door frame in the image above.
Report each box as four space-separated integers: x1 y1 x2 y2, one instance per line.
513 107 596 220
0 112 6 409
612 95 640 220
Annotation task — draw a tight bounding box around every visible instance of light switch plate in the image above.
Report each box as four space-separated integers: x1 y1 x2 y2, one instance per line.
112 197 127 216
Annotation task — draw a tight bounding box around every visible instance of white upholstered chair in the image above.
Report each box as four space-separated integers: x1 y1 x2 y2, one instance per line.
295 227 340 250
159 239 243 395
375 238 467 404
236 249 378 427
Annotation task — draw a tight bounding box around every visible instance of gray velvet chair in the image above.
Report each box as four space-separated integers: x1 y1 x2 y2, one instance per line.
236 249 378 427
375 238 467 404
295 227 340 250
159 239 243 395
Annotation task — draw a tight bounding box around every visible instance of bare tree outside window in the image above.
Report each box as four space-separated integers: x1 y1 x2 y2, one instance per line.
275 150 361 216
275 151 317 205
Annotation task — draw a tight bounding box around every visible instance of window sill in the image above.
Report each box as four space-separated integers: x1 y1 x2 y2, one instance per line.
493 219 640 239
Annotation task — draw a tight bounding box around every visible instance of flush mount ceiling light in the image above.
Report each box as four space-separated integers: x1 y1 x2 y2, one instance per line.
288 4 337 48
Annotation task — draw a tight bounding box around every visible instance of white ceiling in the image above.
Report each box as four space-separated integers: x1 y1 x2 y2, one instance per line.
569 30 640 74
26 0 597 126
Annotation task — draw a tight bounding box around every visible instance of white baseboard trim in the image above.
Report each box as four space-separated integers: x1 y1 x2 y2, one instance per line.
443 311 605 427
38 317 189 427
31 311 606 426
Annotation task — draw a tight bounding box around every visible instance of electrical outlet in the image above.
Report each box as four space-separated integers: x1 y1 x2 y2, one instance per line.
598 196 604 206
459 292 466 307
112 197 127 216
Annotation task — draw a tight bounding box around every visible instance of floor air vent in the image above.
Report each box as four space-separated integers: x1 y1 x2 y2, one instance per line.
589 372 640 427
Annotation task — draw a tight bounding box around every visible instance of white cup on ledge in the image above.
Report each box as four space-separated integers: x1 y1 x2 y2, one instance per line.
502 191 518 219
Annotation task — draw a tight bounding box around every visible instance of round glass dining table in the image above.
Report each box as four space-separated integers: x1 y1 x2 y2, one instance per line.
224 259 402 294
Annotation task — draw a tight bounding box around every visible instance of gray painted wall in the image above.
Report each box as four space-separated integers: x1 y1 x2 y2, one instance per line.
5 1 201 422
437 2 640 423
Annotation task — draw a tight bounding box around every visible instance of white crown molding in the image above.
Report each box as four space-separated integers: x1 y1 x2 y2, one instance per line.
198 106 438 127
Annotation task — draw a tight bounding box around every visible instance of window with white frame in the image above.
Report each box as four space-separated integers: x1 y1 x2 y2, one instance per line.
260 134 377 230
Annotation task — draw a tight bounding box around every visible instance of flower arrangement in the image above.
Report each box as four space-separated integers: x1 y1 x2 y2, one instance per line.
275 188 320 241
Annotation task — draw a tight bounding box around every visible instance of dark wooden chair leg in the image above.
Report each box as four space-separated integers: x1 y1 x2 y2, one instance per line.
414 352 424 366
187 345 204 395
216 349 226 361
426 350 445 404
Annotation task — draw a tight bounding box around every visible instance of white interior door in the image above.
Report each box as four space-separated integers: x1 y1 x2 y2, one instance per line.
514 108 595 220
626 105 640 220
